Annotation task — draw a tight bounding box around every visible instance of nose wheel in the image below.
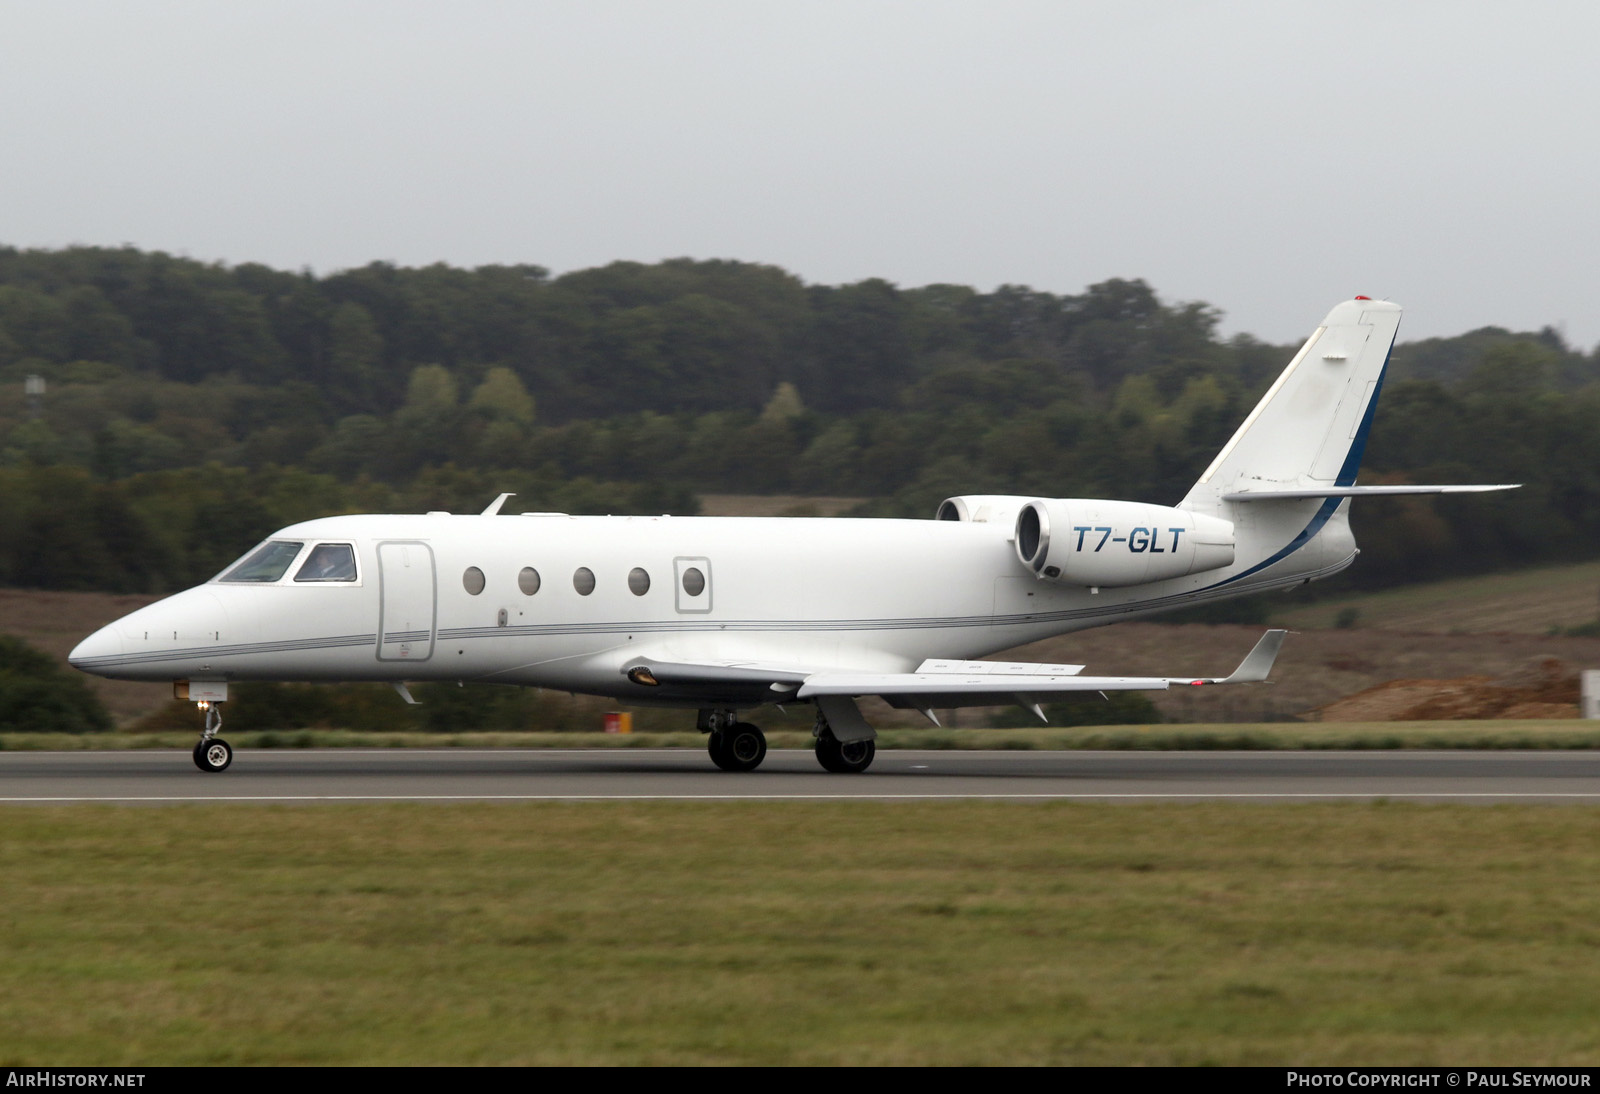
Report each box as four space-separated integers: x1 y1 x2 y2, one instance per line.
192 701 233 773
193 738 233 772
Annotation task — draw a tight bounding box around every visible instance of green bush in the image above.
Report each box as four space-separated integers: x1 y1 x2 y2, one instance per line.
0 635 113 732
412 683 608 733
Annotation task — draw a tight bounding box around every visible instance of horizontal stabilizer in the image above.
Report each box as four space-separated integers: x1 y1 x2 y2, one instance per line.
1222 484 1518 501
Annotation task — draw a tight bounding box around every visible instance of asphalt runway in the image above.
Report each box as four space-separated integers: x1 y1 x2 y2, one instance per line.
3 748 1600 803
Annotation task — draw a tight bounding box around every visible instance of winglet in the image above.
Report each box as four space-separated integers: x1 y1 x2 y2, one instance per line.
481 493 515 516
1214 629 1287 684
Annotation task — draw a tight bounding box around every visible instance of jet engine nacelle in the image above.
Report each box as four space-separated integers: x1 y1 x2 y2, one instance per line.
1015 499 1235 587
935 494 1029 525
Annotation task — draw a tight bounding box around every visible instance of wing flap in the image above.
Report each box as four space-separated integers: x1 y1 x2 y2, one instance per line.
914 658 1085 676
797 630 1288 699
798 672 1173 697
622 632 1288 716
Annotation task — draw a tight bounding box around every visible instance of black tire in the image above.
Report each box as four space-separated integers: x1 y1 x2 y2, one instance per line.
709 722 766 772
707 730 729 768
815 732 875 774
194 738 233 773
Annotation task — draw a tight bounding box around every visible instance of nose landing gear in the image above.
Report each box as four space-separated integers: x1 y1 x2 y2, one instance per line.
191 700 233 773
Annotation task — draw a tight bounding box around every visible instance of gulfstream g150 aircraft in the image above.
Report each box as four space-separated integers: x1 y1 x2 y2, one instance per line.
71 298 1514 774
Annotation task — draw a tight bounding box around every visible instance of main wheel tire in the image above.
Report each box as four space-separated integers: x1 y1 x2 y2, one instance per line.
709 722 767 772
707 730 729 768
194 738 233 773
815 732 875 774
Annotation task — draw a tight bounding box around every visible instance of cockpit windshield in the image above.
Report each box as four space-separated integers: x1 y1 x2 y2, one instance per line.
217 540 305 583
294 543 357 582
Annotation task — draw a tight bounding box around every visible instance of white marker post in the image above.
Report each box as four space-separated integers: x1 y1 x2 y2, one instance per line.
1582 671 1600 719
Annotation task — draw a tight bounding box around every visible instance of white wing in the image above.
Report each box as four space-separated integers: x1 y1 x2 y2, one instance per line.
622 631 1287 728
798 630 1285 703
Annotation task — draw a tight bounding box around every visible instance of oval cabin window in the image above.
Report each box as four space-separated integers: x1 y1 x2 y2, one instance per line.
463 567 486 595
518 567 541 595
573 567 596 596
681 566 706 597
628 567 650 596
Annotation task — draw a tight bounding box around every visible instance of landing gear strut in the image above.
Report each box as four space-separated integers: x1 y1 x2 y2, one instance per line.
192 701 233 773
699 709 767 772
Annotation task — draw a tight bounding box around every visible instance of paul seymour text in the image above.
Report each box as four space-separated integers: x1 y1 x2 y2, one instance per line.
1288 1075 1591 1088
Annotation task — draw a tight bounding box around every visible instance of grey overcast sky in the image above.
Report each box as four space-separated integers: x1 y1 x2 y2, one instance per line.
2 1 1597 348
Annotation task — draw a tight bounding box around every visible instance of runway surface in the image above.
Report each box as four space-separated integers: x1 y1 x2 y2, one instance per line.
3 748 1600 803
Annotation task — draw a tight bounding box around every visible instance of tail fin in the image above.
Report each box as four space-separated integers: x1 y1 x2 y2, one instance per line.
1182 298 1402 508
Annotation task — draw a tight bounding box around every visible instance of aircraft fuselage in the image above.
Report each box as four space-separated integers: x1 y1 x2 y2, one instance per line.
70 504 1354 705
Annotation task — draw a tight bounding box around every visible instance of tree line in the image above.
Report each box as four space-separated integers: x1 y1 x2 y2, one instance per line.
1 245 1596 595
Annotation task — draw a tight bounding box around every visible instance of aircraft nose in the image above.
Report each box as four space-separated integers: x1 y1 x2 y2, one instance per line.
68 624 124 673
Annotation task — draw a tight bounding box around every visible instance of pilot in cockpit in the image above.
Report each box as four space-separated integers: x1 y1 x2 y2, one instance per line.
296 543 357 582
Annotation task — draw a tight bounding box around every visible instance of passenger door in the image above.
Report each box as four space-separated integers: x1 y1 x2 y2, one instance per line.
377 542 436 662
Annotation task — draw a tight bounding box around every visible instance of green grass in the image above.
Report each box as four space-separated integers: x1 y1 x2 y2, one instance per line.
1275 560 1600 633
7 720 1600 752
2 802 1599 1064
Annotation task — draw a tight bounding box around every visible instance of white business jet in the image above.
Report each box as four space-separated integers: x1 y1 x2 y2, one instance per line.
70 298 1514 774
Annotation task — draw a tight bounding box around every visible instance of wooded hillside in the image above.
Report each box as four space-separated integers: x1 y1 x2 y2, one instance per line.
1 246 1594 594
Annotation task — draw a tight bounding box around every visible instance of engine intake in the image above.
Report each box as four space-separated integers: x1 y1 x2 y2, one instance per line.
936 495 1028 525
1015 499 1234 587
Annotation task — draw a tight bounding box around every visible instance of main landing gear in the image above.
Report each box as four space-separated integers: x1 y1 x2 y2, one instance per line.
700 709 767 772
814 719 875 774
696 708 878 774
192 701 233 773
815 731 875 774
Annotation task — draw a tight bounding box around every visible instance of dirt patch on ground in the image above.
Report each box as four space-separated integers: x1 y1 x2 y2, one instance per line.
1306 657 1581 721
1005 625 1600 724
